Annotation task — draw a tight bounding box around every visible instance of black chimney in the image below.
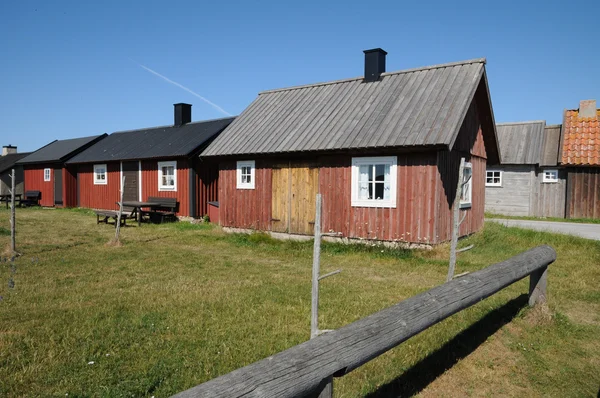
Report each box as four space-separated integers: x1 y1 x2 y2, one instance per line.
174 103 192 126
363 48 387 82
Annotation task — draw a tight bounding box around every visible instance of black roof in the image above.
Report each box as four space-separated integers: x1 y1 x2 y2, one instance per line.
0 152 32 174
67 117 235 164
17 135 107 165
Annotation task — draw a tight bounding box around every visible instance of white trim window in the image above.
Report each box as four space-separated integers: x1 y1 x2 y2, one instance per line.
485 170 502 187
351 156 397 208
158 161 177 191
93 164 107 185
237 160 255 189
43 168 51 182
460 162 473 208
542 169 559 183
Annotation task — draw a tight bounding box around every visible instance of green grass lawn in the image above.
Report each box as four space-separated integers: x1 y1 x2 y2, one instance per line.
486 212 600 224
0 208 599 397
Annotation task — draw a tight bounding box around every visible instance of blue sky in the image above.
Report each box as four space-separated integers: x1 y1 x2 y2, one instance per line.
1 0 598 152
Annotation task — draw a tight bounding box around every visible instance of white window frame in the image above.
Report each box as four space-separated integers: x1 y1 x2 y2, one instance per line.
542 169 559 183
351 156 397 208
485 170 502 187
93 164 107 185
237 160 255 189
43 168 51 182
158 161 177 191
460 162 473 209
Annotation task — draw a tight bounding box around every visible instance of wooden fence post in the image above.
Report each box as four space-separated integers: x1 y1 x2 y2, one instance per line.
10 169 16 254
447 158 465 282
528 266 547 307
311 193 333 398
113 176 125 243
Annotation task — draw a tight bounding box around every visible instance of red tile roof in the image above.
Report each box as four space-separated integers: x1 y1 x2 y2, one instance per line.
561 108 600 166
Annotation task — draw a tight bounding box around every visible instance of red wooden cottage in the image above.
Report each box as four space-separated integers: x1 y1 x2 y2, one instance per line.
201 49 501 245
16 135 107 207
66 104 235 217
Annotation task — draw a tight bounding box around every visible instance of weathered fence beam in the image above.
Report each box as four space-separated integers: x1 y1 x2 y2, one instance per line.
173 245 556 398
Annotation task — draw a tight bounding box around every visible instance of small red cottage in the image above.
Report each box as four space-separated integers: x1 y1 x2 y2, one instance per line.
67 104 234 217
16 135 107 207
202 49 500 245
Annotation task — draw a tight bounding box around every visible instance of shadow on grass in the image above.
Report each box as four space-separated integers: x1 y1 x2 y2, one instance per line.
366 294 528 398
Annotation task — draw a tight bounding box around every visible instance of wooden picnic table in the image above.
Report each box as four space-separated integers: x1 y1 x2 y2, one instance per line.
0 194 22 209
120 201 161 226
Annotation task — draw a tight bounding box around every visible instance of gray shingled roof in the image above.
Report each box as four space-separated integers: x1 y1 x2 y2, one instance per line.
495 121 545 164
67 117 235 164
202 58 489 157
540 124 562 167
17 135 107 165
0 152 31 173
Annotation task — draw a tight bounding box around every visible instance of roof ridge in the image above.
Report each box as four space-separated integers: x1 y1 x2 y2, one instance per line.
112 116 236 135
496 120 546 126
259 58 486 95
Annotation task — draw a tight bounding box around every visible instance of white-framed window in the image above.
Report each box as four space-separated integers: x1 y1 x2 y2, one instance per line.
485 170 502 187
542 169 559 183
93 164 107 185
43 168 51 182
237 160 255 189
351 156 397 208
158 161 177 191
460 162 473 208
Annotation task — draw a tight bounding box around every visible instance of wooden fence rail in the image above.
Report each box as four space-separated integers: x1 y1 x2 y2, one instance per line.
173 245 556 398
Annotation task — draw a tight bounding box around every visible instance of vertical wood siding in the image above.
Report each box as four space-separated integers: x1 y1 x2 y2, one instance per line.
141 158 190 216
195 160 219 217
219 160 272 230
566 168 600 219
319 153 439 243
436 151 486 242
77 163 121 210
24 164 55 206
485 165 535 216
532 169 566 218
63 166 78 207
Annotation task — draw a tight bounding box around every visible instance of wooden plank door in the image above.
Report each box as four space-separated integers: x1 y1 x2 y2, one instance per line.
290 165 318 235
54 168 63 206
271 162 318 235
271 165 290 233
122 161 139 202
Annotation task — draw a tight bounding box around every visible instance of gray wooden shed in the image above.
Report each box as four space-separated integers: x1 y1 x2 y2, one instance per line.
485 121 566 217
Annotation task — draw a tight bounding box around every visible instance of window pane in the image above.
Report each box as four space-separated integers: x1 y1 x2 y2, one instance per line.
375 164 385 182
384 182 391 200
359 165 370 182
368 165 373 181
374 182 384 200
359 182 369 199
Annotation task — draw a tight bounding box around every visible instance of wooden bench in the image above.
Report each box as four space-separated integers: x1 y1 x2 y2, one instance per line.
95 210 128 227
145 196 178 223
20 190 41 207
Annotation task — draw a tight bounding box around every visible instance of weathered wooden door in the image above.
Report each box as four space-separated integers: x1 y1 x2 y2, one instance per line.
271 162 318 235
122 161 139 202
54 168 63 206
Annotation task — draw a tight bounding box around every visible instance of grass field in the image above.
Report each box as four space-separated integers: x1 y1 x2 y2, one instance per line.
486 212 600 225
1 207 599 397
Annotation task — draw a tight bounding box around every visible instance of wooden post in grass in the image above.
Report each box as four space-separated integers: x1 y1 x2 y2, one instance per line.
529 266 547 306
113 176 125 243
311 193 322 340
10 169 16 254
311 193 334 398
447 158 472 282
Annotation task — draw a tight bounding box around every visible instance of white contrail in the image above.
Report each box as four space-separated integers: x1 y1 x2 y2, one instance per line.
136 62 232 116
